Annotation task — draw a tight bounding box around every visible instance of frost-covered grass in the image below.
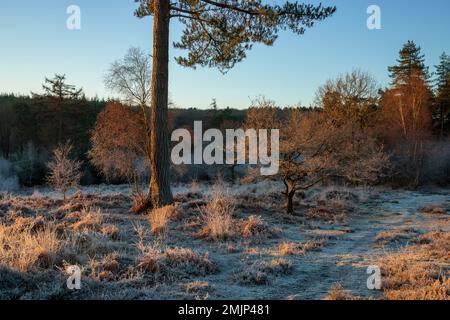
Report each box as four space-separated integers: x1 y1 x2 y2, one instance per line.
378 231 450 300
0 181 448 300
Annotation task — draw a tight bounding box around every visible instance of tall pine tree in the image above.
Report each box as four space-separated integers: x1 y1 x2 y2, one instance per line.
382 41 432 187
434 52 450 138
133 0 337 207
388 40 430 86
32 75 86 149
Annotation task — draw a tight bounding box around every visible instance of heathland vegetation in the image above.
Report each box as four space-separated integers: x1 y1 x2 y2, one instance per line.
0 1 449 301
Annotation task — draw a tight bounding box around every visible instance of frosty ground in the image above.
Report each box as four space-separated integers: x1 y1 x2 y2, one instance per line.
0 182 448 300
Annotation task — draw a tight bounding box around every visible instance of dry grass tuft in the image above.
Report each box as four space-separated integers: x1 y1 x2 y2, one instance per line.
181 281 212 300
87 251 122 282
324 283 360 300
306 207 346 223
316 187 358 209
9 216 46 233
182 280 210 293
241 215 277 240
379 231 450 300
375 227 418 245
130 191 153 215
307 187 359 223
0 222 62 272
136 246 218 279
100 224 120 240
233 259 293 285
197 184 236 241
148 205 179 235
57 192 130 214
277 239 328 256
70 207 103 232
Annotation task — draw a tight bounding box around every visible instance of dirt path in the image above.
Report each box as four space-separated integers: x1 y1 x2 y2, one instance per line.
284 190 449 299
199 189 449 300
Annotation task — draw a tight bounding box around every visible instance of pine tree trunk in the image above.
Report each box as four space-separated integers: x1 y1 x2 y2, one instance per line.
149 0 173 207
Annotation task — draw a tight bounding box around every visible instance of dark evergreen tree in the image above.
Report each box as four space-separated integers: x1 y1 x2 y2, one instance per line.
434 52 450 137
388 40 430 86
133 0 337 207
210 98 218 111
32 74 86 145
0 93 106 186
383 41 433 187
34 74 84 101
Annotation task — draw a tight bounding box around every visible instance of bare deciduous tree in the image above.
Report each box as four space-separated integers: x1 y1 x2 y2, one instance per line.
315 70 379 129
246 97 389 215
245 102 335 214
105 47 152 109
278 110 338 214
46 143 82 200
104 48 154 212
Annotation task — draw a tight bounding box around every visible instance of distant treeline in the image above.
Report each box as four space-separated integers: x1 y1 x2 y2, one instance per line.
1 87 449 188
0 92 251 186
1 40 450 189
0 93 106 185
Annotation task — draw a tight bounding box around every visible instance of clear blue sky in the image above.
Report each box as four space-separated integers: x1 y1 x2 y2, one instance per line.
1 0 450 109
